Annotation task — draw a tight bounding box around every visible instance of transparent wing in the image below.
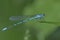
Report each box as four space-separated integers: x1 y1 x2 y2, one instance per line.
9 16 29 21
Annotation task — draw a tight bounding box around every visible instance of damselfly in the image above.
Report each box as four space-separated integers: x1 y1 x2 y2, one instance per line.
1 14 45 31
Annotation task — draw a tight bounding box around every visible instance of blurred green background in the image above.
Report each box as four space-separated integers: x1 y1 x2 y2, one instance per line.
0 0 60 40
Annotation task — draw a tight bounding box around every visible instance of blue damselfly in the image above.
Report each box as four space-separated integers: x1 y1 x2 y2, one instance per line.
1 14 45 31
